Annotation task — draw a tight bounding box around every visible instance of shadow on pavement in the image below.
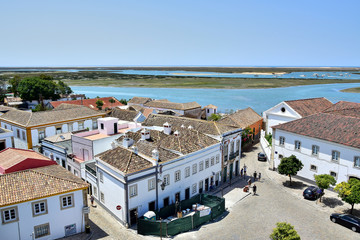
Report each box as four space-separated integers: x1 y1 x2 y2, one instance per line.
88 218 109 239
282 180 308 189
321 197 344 208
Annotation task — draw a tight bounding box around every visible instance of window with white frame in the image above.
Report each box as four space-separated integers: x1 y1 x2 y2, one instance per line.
32 200 47 216
22 131 26 140
330 171 337 178
332 150 340 161
129 185 138 197
199 180 203 191
216 154 220 164
93 186 98 197
92 120 98 129
78 121 84 130
192 164 197 174
100 192 105 202
230 141 234 154
185 167 190 178
1 207 18 224
236 140 240 153
279 136 285 145
148 178 155 191
211 157 215 166
74 170 79 176
199 161 204 171
164 174 170 186
68 123 73 132
223 144 228 161
56 126 62 134
38 129 45 141
175 170 181 182
354 156 360 168
99 171 104 183
60 194 74 209
310 165 317 172
312 145 319 155
192 183 197 194
205 159 210 169
34 223 50 238
16 129 20 138
294 140 301 150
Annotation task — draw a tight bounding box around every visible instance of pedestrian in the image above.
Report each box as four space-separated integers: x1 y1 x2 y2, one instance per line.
240 168 244 178
253 171 257 181
244 165 247 176
258 172 261 181
247 178 252 186
90 195 94 206
253 184 257 195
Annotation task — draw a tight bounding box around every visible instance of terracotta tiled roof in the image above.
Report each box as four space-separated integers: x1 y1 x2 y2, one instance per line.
0 106 104 127
143 114 239 135
50 97 123 110
323 101 360 119
108 108 138 122
144 100 201 111
129 105 145 112
204 104 217 109
218 107 262 129
273 112 360 149
128 97 152 105
0 165 88 207
142 108 154 118
0 148 52 170
284 97 333 117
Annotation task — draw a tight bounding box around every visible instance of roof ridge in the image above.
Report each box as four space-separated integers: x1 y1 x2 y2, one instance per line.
285 97 327 102
213 121 221 135
30 166 86 186
125 151 133 173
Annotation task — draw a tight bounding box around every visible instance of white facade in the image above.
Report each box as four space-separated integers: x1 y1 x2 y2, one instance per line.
263 102 301 135
0 128 13 150
205 107 217 119
220 131 242 183
0 190 86 240
273 129 360 183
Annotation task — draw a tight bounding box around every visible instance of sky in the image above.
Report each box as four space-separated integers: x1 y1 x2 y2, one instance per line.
1 0 359 67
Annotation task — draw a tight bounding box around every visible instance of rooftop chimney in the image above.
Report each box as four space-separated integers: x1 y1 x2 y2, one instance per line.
188 125 193 130
141 128 150 140
123 137 134 148
163 122 172 135
131 145 138 155
152 149 159 160
174 130 180 136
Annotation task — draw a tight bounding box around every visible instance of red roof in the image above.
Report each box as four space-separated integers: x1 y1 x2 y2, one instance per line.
0 148 56 174
50 97 123 110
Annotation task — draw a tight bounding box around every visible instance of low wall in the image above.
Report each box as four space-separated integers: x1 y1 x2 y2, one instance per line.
260 130 271 163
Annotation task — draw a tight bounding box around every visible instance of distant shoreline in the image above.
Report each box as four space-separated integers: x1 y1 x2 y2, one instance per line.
340 87 360 93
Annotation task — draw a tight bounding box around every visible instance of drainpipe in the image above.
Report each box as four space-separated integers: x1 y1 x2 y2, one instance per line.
124 176 129 227
155 163 159 211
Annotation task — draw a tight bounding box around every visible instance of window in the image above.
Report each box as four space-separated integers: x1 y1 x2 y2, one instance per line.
78 122 84 130
32 200 47 216
100 123 104 130
192 164 197 175
4 125 6 129
68 123 73 132
223 144 228 161
74 170 79 176
100 192 105 203
38 129 45 141
205 159 210 169
310 165 317 172
332 151 340 161
279 136 285 146
175 170 181 182
330 171 337 178
148 178 155 191
16 129 20 138
294 141 301 150
354 156 360 168
279 154 283 159
93 120 98 129
22 131 26 140
60 194 74 209
55 157 60 164
211 157 215 166
99 171 104 183
312 145 319 155
56 126 62 134
216 154 220 164
93 186 98 197
230 141 234 154
163 174 170 186
192 183 197 194
67 165 71 171
199 161 204 171
236 140 240 153
129 185 137 197
199 180 203 193
1 207 18 224
34 223 50 238
185 167 190 178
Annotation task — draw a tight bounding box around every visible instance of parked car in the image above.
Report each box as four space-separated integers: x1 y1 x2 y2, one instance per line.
257 152 267 161
330 213 360 232
303 186 323 200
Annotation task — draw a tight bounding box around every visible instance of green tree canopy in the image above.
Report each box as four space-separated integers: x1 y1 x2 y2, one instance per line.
96 99 104 110
334 178 360 214
270 222 300 240
208 113 222 121
314 174 336 202
17 77 60 102
119 98 128 105
9 75 22 96
277 155 303 185
57 80 73 95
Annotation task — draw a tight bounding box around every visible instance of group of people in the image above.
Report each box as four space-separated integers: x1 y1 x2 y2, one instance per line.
243 166 261 195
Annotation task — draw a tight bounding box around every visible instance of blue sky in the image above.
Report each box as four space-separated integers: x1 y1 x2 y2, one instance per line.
1 0 359 67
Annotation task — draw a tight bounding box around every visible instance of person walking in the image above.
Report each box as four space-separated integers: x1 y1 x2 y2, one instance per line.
90 195 94 207
253 184 257 195
240 168 244 178
253 171 257 181
244 165 247 176
247 178 252 186
258 172 261 181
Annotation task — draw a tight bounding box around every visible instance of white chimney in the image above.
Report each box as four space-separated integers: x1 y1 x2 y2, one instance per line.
152 149 159 160
141 128 150 140
123 137 134 148
163 122 172 135
188 125 193 130
181 124 185 128
132 146 138 155
174 130 180 136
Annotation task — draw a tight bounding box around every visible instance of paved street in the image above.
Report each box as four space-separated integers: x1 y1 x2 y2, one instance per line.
78 143 359 240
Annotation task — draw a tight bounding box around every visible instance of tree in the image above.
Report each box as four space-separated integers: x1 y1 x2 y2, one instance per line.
277 155 303 186
8 75 22 96
17 77 60 102
242 127 253 146
265 133 272 146
96 99 104 110
109 98 116 108
119 98 128 105
208 113 221 121
334 178 360 214
314 174 336 202
57 80 73 95
270 222 300 240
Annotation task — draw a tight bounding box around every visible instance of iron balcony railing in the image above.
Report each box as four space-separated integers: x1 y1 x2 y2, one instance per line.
85 165 96 177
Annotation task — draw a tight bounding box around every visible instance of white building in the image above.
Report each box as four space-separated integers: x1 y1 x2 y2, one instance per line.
263 97 333 135
0 127 13 151
203 104 218 119
0 104 105 150
0 165 89 240
84 125 221 227
272 101 360 183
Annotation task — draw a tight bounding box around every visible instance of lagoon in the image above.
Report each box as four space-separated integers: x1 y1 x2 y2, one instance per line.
71 83 360 114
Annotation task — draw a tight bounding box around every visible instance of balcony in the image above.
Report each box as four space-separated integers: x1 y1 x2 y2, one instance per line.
85 164 97 177
229 152 236 160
